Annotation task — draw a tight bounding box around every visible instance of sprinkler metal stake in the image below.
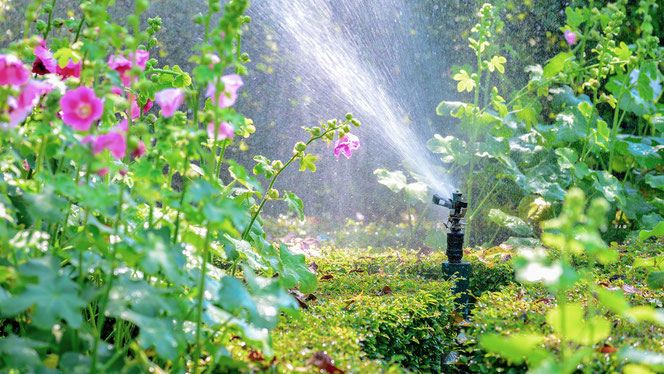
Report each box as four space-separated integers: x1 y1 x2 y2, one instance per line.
433 191 470 316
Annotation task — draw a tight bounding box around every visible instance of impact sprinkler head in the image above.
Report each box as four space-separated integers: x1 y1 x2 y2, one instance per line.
432 190 468 263
433 190 471 317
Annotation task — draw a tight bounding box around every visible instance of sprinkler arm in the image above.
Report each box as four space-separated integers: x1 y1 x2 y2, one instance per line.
432 191 467 232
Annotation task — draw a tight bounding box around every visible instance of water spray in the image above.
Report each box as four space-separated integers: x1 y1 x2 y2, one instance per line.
432 191 470 316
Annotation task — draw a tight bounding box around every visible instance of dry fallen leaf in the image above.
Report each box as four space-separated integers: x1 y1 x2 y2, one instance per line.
308 352 344 374
598 344 618 354
379 285 392 295
320 274 334 280
349 269 365 274
248 350 264 361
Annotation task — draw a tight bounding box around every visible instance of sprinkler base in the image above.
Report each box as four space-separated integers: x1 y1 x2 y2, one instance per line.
442 261 471 317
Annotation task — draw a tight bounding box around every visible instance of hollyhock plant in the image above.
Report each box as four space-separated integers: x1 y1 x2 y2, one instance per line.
93 132 126 159
564 29 577 46
0 54 30 86
129 94 153 119
60 86 104 131
32 45 57 75
56 59 82 78
108 50 149 86
5 79 53 127
155 88 184 117
207 121 235 141
333 133 360 159
205 74 243 108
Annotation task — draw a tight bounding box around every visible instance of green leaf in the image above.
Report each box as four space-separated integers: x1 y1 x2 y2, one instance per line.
592 171 624 204
546 303 611 345
122 310 185 360
452 69 476 92
284 192 304 220
403 182 428 204
627 142 661 169
374 169 407 193
543 52 573 78
646 175 664 191
565 7 584 28
488 56 506 74
53 47 81 68
646 272 664 290
639 221 664 240
0 335 44 369
277 243 318 293
24 186 67 224
224 234 267 271
596 288 630 314
299 154 317 173
488 209 532 236
435 101 473 117
426 135 469 166
0 259 86 329
479 333 548 365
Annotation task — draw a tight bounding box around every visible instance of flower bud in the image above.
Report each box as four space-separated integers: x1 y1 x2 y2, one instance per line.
310 127 321 136
250 204 259 214
136 0 149 13
345 113 353 120
272 160 283 170
267 188 279 200
351 119 361 127
294 142 307 152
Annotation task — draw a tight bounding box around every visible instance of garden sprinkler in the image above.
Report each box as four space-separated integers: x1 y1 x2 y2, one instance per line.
432 191 470 316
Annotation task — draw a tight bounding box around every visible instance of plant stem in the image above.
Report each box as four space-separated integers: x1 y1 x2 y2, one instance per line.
73 14 86 43
42 0 57 40
240 121 348 240
173 150 192 244
90 181 125 374
192 224 211 374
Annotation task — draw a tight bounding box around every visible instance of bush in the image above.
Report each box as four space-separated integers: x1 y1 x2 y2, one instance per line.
231 262 459 373
461 238 664 373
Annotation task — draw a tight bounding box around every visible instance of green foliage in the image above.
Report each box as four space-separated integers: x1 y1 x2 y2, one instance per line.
427 0 664 247
231 254 458 373
0 1 360 372
472 190 664 373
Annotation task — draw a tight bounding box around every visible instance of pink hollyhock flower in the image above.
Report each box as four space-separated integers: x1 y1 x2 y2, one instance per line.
96 167 108 177
56 59 82 78
116 118 129 132
110 85 124 96
205 74 243 108
108 50 149 86
155 88 184 117
0 54 30 86
206 121 235 141
6 79 53 127
333 133 360 159
60 86 104 131
129 94 153 119
131 141 146 158
93 132 126 158
32 45 56 75
564 30 577 46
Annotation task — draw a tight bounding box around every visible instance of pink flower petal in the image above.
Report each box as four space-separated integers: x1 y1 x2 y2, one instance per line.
155 88 184 118
60 86 104 131
0 54 30 86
